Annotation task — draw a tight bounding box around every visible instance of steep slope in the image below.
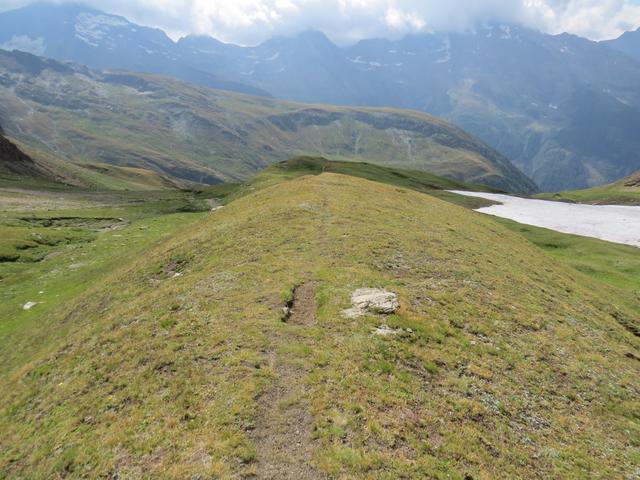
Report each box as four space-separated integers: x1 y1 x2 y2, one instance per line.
199 26 640 191
0 49 536 193
538 170 640 205
0 171 637 479
0 125 45 180
169 26 640 190
0 126 187 191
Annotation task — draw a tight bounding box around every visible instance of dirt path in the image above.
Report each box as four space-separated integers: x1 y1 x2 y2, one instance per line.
287 282 317 326
252 281 325 479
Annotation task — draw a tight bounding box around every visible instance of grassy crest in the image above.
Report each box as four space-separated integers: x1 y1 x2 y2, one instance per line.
537 171 640 205
0 164 636 478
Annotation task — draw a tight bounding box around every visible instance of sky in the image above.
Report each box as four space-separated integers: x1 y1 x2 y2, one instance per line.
2 0 640 45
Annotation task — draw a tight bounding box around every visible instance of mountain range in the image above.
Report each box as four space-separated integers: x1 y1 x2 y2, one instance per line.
2 3 640 190
0 48 536 193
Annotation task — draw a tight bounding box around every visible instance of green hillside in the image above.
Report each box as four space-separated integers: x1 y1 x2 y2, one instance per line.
0 132 191 192
0 162 636 479
0 49 537 194
537 171 640 205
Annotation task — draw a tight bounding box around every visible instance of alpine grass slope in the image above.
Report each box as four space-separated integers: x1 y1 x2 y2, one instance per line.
0 163 637 479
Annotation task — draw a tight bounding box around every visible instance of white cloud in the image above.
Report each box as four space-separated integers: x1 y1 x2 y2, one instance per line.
2 0 640 44
384 7 426 31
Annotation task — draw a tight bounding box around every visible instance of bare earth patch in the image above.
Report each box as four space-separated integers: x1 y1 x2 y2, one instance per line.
286 282 317 326
252 281 325 479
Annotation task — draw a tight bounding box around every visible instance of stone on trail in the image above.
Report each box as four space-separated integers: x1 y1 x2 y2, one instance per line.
343 288 399 318
22 301 37 310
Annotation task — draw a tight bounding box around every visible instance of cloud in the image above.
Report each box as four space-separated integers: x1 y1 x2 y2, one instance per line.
2 0 640 44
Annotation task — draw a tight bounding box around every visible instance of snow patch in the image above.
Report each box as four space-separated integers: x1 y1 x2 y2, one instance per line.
75 13 129 47
436 36 451 64
349 56 383 67
498 25 512 40
449 191 640 247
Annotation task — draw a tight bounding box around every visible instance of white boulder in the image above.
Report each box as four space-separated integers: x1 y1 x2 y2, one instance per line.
343 288 399 318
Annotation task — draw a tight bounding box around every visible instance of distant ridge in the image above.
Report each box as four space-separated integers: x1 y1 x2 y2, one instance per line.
0 49 538 193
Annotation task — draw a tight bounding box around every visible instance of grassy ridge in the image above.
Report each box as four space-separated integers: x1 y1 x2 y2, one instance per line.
195 156 500 209
537 171 640 205
0 170 636 478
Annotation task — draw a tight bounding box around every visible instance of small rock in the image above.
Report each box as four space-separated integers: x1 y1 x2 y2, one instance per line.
23 301 37 310
373 325 402 336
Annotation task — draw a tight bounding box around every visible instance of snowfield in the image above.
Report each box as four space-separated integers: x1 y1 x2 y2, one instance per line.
449 191 640 247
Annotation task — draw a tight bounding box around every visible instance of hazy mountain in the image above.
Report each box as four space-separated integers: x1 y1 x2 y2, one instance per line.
202 25 640 192
603 28 640 62
2 3 640 190
0 3 269 96
0 49 537 193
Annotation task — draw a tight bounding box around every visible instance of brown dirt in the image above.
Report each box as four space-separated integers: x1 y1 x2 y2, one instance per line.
251 281 325 479
287 282 317 326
